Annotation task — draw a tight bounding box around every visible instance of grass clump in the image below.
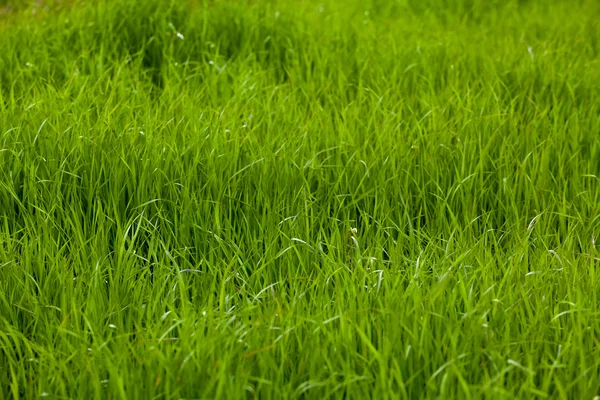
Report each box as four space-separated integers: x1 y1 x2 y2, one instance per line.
0 0 599 398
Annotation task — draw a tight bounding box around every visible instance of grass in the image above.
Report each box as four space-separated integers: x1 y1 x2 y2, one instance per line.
0 0 599 398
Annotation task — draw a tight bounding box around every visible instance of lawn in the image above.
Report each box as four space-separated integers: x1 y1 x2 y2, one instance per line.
0 0 599 398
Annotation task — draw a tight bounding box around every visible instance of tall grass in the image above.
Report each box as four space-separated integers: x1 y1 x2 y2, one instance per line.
1 0 599 398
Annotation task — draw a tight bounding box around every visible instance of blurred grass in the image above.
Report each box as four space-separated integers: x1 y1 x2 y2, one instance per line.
0 0 599 398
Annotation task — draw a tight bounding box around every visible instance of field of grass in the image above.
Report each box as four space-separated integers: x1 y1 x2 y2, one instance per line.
1 0 599 398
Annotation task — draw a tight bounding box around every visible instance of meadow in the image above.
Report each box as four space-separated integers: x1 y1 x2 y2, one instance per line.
0 0 599 398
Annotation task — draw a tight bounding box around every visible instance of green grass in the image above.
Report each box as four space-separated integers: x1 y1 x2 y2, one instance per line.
1 0 599 398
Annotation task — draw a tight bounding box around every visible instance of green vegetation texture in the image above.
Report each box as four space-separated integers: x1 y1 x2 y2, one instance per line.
0 0 599 398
